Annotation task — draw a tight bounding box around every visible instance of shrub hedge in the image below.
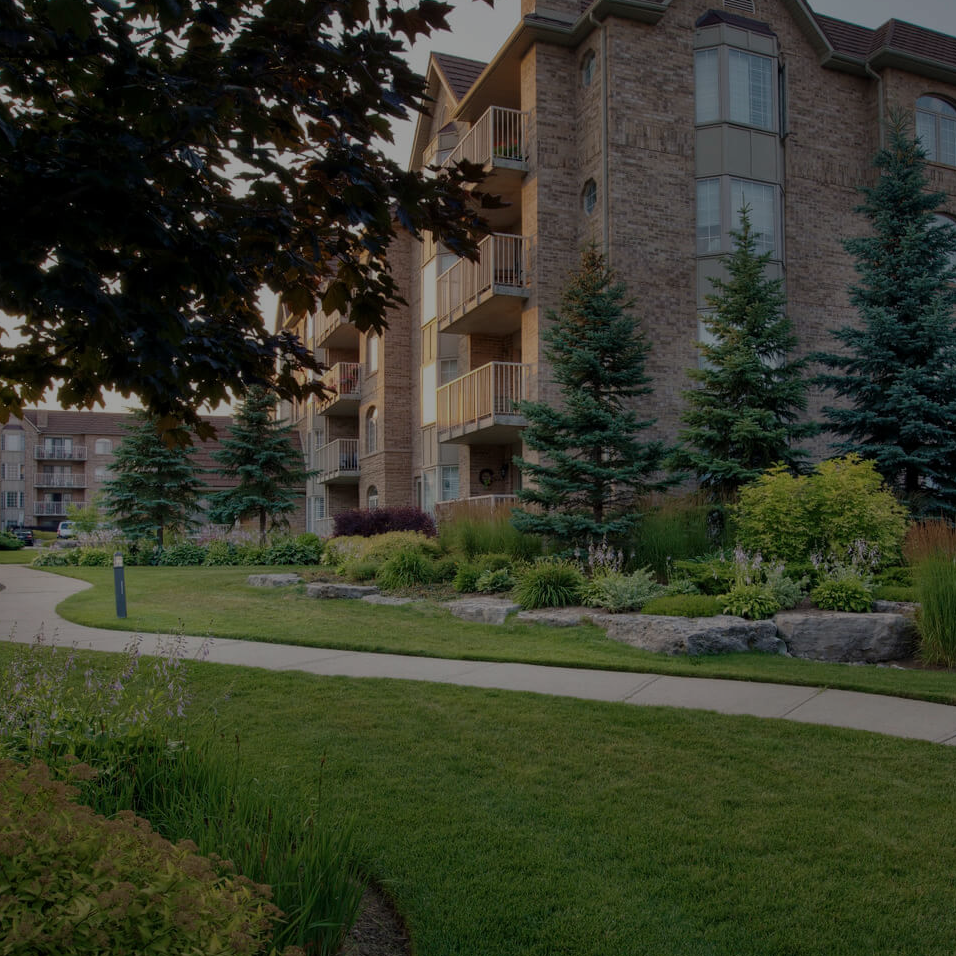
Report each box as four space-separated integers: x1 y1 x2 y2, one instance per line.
333 507 436 538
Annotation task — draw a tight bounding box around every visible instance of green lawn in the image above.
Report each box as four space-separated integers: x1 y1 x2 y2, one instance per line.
0 549 35 564
46 565 956 705
182 661 956 956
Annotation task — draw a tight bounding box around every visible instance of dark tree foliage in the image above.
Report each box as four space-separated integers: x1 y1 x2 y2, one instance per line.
101 412 203 545
816 116 956 514
671 208 816 497
512 247 676 543
332 506 436 537
0 0 489 438
206 387 311 543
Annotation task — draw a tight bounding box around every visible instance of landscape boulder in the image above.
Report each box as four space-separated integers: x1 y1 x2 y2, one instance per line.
602 614 786 657
773 611 916 662
247 573 301 587
445 597 520 625
306 582 380 600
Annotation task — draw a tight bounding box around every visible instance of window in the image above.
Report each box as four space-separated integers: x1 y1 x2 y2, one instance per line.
421 469 436 514
581 51 596 88
933 214 956 271
695 47 775 132
729 50 773 130
695 49 719 124
4 491 18 508
1 431 24 452
582 179 597 216
439 358 459 386
697 176 778 257
697 312 719 370
696 178 721 254
1 463 23 480
366 334 379 374
94 439 112 455
917 96 956 167
308 494 326 532
731 178 776 256
440 465 459 502
95 466 109 481
365 407 378 454
367 486 379 510
421 363 437 425
421 258 437 326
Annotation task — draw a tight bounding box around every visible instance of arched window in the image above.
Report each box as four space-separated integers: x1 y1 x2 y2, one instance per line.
365 407 378 454
916 96 956 167
582 179 597 216
367 486 379 510
94 439 112 454
580 51 596 88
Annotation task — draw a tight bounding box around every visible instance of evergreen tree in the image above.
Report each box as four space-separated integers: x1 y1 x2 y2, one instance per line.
816 116 956 514
671 207 815 497
512 248 676 543
207 388 312 543
102 413 202 545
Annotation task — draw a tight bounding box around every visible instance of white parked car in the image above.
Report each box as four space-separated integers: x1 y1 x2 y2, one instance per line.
57 521 76 539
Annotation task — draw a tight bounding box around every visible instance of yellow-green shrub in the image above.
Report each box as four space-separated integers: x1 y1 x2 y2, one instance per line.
322 531 440 571
0 759 287 956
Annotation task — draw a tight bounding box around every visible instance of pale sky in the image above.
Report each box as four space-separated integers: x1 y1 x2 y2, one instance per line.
22 0 956 414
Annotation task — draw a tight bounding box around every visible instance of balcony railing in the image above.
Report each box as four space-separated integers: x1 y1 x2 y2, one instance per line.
317 362 362 415
437 362 530 443
435 495 518 521
34 501 76 516
34 473 86 489
314 309 358 349
34 445 87 461
314 439 360 484
443 106 528 171
437 234 529 335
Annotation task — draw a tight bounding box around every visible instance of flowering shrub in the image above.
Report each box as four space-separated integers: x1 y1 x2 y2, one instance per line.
573 536 626 576
720 547 805 619
333 506 436 538
581 568 663 612
809 540 878 612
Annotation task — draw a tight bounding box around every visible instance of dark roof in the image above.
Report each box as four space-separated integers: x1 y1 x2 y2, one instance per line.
432 52 487 101
24 409 233 439
696 9 776 37
814 12 956 70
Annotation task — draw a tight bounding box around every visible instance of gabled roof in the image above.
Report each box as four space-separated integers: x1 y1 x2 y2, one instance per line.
814 12 956 71
431 52 488 102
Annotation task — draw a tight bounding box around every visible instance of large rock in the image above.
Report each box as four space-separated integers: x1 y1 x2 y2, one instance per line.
362 594 415 606
774 611 916 662
306 582 380 600
603 614 786 657
516 607 592 627
445 597 520 625
247 573 301 587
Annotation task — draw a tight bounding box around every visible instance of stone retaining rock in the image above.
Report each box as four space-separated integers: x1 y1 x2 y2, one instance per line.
516 607 593 627
773 611 916 662
247 573 301 587
602 614 786 657
445 597 520 625
872 600 919 615
306 582 380 600
362 594 414 606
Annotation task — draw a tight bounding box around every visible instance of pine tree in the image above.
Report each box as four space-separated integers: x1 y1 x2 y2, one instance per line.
512 247 676 543
671 207 816 497
816 115 956 514
102 413 202 545
207 388 312 543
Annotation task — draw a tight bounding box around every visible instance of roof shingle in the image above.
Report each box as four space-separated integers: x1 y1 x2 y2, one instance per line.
432 52 487 101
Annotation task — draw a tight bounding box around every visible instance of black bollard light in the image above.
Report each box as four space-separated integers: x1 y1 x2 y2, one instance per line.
113 552 127 619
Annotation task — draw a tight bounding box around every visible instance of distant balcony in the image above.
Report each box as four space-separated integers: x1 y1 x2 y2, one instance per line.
34 445 86 461
317 363 362 417
34 501 76 517
314 309 358 350
34 473 86 489
437 362 530 445
437 234 529 336
315 439 360 485
435 495 518 521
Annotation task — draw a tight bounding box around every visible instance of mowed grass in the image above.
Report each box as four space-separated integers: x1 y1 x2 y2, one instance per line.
44 565 956 705
0 549 35 564
179 661 956 956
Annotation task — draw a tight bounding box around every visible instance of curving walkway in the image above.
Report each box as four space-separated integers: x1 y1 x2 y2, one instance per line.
2 563 956 746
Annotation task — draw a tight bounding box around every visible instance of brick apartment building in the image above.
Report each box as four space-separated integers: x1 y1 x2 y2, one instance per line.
0 410 305 534
279 0 956 535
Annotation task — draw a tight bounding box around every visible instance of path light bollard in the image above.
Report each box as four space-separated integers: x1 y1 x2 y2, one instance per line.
113 552 127 619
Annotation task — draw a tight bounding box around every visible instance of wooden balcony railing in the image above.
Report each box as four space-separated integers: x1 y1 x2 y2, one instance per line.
437 234 528 331
314 439 360 482
437 362 530 434
443 106 528 170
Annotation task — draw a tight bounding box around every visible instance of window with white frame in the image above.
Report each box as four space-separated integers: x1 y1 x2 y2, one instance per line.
730 178 776 255
1 431 24 452
581 51 596 88
94 439 112 454
95 466 109 481
917 96 956 167
4 491 23 508
365 407 378 454
367 486 379 510
421 469 436 514
421 258 437 326
366 334 379 374
696 178 721 254
438 358 459 386
695 46 775 132
1 463 23 480
697 177 779 258
308 494 326 532
439 465 459 502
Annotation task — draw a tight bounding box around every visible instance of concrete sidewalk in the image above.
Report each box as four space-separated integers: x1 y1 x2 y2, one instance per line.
2 562 956 745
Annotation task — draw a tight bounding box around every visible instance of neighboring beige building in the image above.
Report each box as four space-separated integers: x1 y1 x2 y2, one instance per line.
0 410 305 533
280 0 956 535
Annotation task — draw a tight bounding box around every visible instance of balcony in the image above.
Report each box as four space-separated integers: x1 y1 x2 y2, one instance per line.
435 495 518 521
442 106 528 228
34 445 87 461
437 362 531 445
317 363 362 417
34 501 76 516
314 309 358 350
34 473 86 489
314 439 360 485
437 234 529 336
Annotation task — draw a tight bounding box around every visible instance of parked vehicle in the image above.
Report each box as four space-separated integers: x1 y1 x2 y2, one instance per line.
57 521 76 540
10 526 34 546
